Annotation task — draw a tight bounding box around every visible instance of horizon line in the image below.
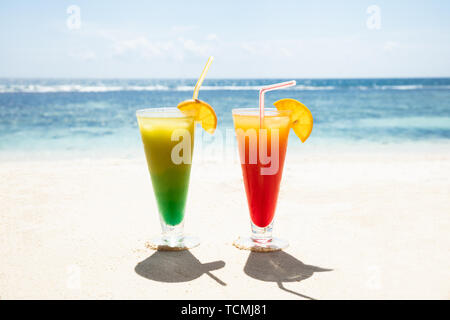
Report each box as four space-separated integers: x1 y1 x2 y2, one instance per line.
1 76 449 80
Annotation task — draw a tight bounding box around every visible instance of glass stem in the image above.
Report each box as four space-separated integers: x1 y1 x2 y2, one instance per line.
160 217 185 245
251 220 273 244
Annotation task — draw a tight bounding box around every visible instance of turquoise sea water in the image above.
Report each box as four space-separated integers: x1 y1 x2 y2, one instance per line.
0 78 449 159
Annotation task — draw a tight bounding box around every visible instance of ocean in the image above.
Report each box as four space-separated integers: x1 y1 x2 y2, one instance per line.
0 78 449 160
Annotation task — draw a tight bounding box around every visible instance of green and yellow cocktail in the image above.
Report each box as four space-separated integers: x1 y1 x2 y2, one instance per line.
137 108 198 249
137 109 194 227
136 57 216 250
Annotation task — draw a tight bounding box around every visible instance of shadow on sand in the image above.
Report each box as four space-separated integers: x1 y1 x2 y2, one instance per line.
135 250 226 286
244 251 332 300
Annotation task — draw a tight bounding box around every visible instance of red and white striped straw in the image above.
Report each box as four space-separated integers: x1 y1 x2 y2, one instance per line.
259 80 296 127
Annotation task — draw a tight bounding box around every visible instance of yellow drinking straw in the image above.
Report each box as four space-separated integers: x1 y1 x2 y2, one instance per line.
193 56 214 100
177 56 217 134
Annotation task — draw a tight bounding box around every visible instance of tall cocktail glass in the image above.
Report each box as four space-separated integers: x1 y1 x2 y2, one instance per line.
136 107 199 250
232 108 291 251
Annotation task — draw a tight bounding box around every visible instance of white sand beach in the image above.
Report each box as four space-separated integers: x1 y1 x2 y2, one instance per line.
0 146 449 299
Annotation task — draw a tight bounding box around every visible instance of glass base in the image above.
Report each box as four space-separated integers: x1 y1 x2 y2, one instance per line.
233 220 288 252
233 236 288 252
145 235 200 251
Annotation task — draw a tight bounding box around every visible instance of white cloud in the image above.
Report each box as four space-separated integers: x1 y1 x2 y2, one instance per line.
280 47 293 57
68 49 97 61
171 25 198 34
206 33 218 41
81 26 214 61
69 24 399 77
241 42 256 54
178 37 211 57
112 37 174 58
240 41 271 55
383 41 400 52
241 41 296 58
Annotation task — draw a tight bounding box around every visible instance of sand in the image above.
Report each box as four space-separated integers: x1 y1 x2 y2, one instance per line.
0 146 449 299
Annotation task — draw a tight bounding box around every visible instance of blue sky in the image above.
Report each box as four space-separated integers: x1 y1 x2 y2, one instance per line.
0 0 449 78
